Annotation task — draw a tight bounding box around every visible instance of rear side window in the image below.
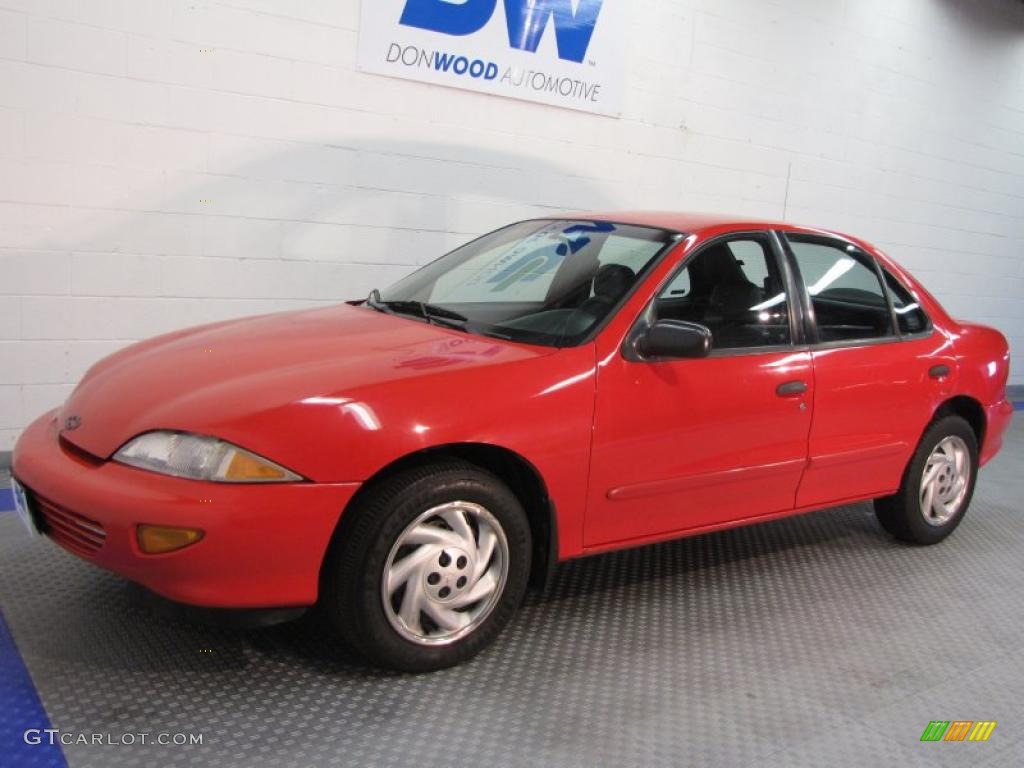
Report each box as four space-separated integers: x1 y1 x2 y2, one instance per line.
883 270 930 335
787 237 895 343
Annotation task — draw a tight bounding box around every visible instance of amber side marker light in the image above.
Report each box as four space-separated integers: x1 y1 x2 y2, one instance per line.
138 524 205 554
222 451 290 481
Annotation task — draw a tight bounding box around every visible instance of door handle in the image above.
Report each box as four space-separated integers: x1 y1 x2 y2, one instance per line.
929 364 950 380
776 380 808 397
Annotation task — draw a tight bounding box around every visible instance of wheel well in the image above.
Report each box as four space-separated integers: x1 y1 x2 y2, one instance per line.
935 396 986 448
339 443 557 590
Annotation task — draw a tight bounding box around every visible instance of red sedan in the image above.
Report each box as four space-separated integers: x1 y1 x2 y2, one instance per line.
11 213 1012 670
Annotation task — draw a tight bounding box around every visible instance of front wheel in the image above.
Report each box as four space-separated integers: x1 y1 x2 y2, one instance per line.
321 461 531 671
874 415 978 545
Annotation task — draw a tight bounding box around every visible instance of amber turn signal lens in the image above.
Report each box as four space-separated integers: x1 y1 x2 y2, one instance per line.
137 524 204 554
222 450 289 481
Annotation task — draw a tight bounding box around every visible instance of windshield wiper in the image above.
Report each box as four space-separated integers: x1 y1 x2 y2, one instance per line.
398 301 468 323
365 288 392 314
364 291 469 329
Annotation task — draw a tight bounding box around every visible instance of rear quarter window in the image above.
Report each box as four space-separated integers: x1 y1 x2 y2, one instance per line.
883 270 931 335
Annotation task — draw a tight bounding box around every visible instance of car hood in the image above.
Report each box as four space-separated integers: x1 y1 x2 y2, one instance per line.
58 303 558 468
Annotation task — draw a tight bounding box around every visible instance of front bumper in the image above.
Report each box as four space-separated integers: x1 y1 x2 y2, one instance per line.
12 411 360 608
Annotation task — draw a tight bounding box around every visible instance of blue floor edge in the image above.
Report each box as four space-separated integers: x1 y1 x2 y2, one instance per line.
0 489 14 513
0 610 67 767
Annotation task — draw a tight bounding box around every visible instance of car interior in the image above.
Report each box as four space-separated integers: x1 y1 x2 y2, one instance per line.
652 240 791 349
806 287 894 342
486 232 654 342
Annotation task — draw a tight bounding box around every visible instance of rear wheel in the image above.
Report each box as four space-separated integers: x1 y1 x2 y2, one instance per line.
321 461 531 671
874 415 978 544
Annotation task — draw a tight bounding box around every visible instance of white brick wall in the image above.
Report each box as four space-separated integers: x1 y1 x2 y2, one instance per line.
1 0 1024 451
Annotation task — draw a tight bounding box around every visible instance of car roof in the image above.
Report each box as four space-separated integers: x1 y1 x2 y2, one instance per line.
571 210 840 239
556 210 947 324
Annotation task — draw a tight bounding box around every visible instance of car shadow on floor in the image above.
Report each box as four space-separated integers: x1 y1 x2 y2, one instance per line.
532 501 885 606
240 501 890 673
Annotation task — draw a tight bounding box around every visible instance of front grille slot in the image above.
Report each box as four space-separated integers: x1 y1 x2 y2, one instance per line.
35 495 107 556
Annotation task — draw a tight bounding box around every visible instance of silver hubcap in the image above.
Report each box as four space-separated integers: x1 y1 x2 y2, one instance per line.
920 435 970 526
382 501 508 646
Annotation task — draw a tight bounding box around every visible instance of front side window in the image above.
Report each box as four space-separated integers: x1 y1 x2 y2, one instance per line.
653 237 791 349
787 237 894 343
377 220 676 347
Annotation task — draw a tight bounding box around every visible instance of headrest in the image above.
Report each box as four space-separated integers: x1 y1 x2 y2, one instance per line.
593 263 636 301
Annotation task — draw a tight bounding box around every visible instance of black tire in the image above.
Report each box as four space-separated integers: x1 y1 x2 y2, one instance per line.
321 461 531 672
874 415 978 545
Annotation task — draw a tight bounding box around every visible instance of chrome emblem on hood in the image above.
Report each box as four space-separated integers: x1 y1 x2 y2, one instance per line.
64 415 81 431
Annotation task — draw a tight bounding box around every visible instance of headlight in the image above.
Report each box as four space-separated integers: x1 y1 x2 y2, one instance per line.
114 431 303 483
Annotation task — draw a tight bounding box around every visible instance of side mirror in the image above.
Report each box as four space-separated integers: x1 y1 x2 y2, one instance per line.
638 320 712 360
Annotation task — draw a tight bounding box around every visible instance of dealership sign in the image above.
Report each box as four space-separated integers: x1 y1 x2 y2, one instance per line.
357 0 624 116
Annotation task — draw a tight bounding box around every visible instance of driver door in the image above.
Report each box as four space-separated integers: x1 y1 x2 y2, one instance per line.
585 232 814 547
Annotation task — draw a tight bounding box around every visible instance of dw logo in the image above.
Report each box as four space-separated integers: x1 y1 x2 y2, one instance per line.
399 0 606 63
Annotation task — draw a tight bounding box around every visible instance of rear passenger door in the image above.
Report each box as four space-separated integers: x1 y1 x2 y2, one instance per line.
781 233 949 507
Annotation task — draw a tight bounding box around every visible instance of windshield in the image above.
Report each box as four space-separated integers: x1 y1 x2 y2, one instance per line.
376 219 678 347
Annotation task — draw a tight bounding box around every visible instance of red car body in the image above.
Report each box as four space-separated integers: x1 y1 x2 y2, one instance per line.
12 213 1013 610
